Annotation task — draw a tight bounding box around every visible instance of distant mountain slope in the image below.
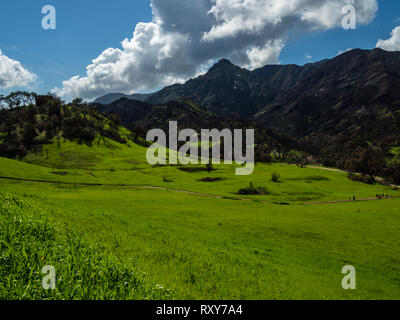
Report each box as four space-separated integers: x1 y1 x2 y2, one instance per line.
254 48 400 162
147 59 315 119
93 49 400 127
93 96 254 131
255 48 400 134
92 98 154 126
93 93 153 105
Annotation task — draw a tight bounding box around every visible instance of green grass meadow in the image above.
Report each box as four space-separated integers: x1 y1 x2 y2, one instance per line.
1 138 399 299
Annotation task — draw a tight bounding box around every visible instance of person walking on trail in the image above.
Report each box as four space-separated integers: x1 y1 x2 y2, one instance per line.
353 196 356 201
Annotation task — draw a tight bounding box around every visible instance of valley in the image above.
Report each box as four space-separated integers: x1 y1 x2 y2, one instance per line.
1 48 400 300
1 132 399 299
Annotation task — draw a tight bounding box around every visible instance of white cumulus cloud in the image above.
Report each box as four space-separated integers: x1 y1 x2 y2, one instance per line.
54 0 378 100
376 26 400 51
0 49 37 89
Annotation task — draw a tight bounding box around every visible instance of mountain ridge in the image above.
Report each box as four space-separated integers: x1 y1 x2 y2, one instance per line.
93 55 325 118
93 92 153 105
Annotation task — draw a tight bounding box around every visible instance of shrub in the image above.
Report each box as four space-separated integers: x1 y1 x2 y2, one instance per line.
198 177 224 182
271 172 280 183
238 182 269 195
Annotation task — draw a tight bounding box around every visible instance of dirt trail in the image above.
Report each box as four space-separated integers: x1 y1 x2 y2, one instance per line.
306 166 400 189
0 175 256 201
306 166 344 173
306 197 394 205
135 185 223 199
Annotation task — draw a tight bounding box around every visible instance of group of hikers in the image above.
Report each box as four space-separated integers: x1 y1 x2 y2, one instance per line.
376 194 390 200
348 194 390 201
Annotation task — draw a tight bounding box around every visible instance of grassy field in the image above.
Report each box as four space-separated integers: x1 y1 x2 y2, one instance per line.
0 193 169 300
0 138 399 299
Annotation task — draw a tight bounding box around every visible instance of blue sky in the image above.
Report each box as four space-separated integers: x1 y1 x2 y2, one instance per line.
0 0 152 95
281 1 400 64
0 0 399 99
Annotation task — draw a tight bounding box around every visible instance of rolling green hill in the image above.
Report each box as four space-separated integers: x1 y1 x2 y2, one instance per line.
1 131 399 299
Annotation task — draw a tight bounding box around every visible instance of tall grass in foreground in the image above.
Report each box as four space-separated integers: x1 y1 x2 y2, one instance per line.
0 194 170 300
